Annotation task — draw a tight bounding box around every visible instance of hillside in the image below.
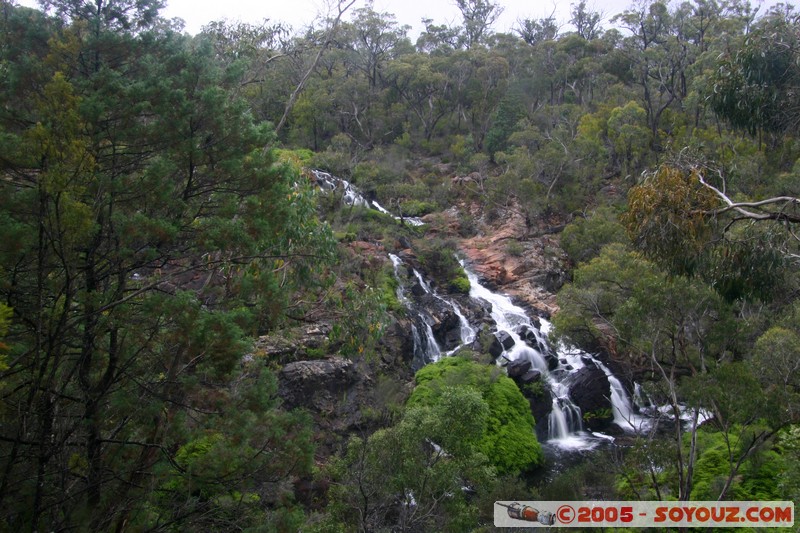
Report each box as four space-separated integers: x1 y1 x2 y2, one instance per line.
0 0 798 530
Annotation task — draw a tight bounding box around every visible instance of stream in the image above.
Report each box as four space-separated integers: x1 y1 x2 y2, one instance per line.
312 168 665 451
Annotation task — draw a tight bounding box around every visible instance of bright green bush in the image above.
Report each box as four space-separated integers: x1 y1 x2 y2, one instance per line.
690 428 781 501
409 357 543 474
449 274 471 294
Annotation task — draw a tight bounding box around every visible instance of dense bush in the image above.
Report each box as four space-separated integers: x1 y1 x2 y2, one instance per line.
408 357 543 474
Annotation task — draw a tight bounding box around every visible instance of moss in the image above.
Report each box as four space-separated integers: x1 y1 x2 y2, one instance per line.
449 274 471 294
380 266 403 313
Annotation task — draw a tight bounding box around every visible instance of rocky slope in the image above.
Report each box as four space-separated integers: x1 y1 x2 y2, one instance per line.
432 204 570 317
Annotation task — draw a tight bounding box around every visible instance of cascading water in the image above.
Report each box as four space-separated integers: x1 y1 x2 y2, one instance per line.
409 266 476 353
389 254 476 368
313 167 685 451
462 265 606 449
393 252 649 448
311 169 424 226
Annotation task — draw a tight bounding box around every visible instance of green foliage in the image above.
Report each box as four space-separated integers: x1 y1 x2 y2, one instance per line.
409 357 543 474
449 273 471 294
328 278 388 358
690 428 781 500
275 148 315 173
624 165 720 277
710 8 800 136
753 326 800 424
150 367 315 530
776 425 800 502
504 240 524 257
607 101 650 174
399 199 437 217
0 5 333 529
625 164 791 302
583 408 612 423
414 237 472 295
560 207 628 264
325 385 496 532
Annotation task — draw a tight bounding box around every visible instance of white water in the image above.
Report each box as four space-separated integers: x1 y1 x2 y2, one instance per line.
463 265 608 449
464 267 549 372
390 254 476 365
312 169 424 225
372 200 425 226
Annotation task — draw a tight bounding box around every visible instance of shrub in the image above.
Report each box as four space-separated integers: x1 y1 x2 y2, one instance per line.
449 274 471 294
409 357 543 474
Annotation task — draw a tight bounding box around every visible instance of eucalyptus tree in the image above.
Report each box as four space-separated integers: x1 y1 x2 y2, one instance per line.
455 0 503 49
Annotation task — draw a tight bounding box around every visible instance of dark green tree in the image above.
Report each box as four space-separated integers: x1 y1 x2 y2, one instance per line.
0 2 333 529
710 6 800 137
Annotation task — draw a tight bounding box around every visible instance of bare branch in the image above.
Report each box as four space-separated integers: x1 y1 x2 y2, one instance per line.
274 0 356 135
697 170 800 224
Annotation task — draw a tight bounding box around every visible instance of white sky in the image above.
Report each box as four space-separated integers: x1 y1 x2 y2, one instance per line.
14 0 781 37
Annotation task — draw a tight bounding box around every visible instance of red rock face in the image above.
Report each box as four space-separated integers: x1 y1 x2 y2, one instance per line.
458 206 566 317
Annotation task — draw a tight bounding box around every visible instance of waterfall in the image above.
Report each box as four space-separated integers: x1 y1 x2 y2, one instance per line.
447 302 477 350
311 169 424 226
463 267 550 372
460 262 675 448
389 254 477 368
463 265 607 449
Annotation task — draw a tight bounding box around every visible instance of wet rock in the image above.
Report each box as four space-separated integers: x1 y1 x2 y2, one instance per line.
515 325 539 348
380 317 415 365
545 352 559 371
568 366 613 431
430 307 461 351
581 355 597 369
509 370 552 436
506 359 532 379
411 283 427 297
520 370 542 383
489 330 515 358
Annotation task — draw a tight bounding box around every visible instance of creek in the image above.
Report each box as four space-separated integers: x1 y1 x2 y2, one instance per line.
312 169 687 455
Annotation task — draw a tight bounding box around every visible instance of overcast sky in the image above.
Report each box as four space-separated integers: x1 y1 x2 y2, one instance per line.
14 0 781 37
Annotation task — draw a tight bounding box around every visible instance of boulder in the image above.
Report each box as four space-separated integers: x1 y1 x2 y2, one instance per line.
489 330 515 358
515 325 539 348
508 369 552 437
411 282 427 297
545 352 559 371
520 370 542 384
568 366 613 431
430 306 462 351
251 323 332 364
278 358 358 411
506 359 532 379
581 355 597 369
380 317 415 365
